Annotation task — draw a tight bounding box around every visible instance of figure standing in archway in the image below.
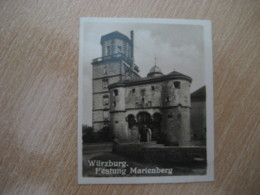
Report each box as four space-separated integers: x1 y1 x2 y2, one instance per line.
145 125 152 142
139 125 147 142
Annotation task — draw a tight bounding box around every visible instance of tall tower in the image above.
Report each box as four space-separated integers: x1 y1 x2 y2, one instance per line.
91 31 140 132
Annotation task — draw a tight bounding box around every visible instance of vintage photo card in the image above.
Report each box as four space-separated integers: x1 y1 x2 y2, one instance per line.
78 18 214 184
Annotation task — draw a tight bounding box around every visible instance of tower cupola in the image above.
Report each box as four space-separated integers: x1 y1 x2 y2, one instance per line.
100 31 134 65
147 65 163 77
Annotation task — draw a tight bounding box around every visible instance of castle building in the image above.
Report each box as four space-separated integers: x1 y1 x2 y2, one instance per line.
92 31 192 146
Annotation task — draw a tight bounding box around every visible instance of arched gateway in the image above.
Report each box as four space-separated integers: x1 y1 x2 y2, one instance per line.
127 112 162 142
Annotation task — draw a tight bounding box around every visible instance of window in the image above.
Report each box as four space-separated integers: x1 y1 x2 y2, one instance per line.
151 86 155 91
166 97 170 102
168 114 173 118
132 88 135 93
118 46 122 52
103 65 107 75
174 81 181 89
103 111 109 120
103 79 108 89
141 89 145 96
113 102 116 107
125 71 130 78
103 95 109 106
148 101 152 107
113 89 118 96
107 46 110 55
142 97 145 103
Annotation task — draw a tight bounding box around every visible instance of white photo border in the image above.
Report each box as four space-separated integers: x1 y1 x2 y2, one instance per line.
78 17 214 184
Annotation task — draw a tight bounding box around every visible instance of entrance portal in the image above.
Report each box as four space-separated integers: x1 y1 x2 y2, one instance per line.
137 112 152 142
127 112 162 142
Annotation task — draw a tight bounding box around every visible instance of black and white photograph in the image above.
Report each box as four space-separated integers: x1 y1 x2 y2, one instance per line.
78 18 214 184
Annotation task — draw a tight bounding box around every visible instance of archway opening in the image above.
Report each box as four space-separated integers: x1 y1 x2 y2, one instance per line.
136 112 152 142
152 113 162 142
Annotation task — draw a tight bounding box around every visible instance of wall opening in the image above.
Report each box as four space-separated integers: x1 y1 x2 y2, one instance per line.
103 95 109 106
174 81 181 89
102 79 108 89
113 89 118 96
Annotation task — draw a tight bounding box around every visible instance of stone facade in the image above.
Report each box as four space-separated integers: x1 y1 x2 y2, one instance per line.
92 31 140 132
92 31 193 146
109 71 192 146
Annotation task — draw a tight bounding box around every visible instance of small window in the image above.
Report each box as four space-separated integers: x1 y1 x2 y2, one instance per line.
113 102 116 107
103 79 108 89
115 121 118 124
166 97 170 102
132 88 135 93
103 95 109 106
142 97 145 103
103 111 109 120
103 65 107 75
148 101 152 107
174 81 181 89
107 46 110 55
113 90 118 96
151 86 155 91
168 115 173 118
141 89 145 95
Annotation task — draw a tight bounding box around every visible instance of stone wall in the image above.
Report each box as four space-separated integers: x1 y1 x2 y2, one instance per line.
92 60 121 132
113 143 206 164
92 60 121 79
110 112 129 141
191 101 206 141
125 82 163 109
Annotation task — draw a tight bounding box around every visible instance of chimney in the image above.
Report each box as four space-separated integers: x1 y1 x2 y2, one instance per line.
130 30 134 66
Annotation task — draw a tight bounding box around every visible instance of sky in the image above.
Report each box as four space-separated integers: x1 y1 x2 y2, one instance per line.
81 20 206 125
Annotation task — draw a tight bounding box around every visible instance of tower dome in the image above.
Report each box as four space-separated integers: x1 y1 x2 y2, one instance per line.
147 65 163 77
